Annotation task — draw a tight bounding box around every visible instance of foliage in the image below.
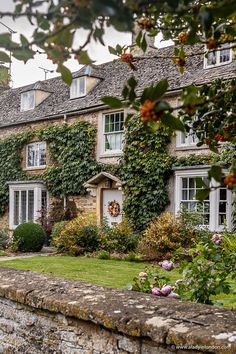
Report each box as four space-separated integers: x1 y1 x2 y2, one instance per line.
53 213 100 255
0 132 31 216
39 122 101 196
131 267 170 294
13 222 46 252
177 231 236 304
0 229 9 250
120 114 173 231
124 252 142 262
97 251 111 260
138 211 200 261
51 221 68 243
100 219 138 254
0 122 101 217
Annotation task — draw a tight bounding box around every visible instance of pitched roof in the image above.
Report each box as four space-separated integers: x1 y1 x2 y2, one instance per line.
0 45 235 128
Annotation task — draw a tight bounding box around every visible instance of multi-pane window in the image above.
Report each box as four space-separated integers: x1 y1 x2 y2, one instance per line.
180 177 210 225
9 183 47 229
27 142 46 168
21 91 35 111
13 190 34 226
205 44 231 68
178 130 199 147
103 111 124 153
175 170 233 231
70 77 86 98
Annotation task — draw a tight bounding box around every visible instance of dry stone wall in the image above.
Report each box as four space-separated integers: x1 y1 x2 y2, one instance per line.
0 267 235 354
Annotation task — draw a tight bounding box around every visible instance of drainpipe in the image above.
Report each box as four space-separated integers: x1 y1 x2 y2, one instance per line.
63 114 68 124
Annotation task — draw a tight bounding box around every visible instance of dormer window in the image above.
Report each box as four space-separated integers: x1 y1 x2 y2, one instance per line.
204 43 232 68
70 77 86 99
21 90 35 111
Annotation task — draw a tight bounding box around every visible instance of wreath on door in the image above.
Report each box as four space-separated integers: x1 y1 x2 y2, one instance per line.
108 200 121 217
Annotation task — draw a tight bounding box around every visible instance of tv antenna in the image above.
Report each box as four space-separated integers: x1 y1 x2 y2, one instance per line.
0 21 17 87
39 67 54 80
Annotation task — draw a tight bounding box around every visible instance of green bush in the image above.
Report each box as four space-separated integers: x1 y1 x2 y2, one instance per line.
13 223 46 252
0 229 9 249
138 211 199 261
53 213 100 255
51 221 68 244
100 220 138 254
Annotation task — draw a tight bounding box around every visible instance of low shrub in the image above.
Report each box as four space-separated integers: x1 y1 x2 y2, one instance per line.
51 221 68 243
124 252 142 262
13 223 46 252
138 211 199 261
53 213 100 255
0 229 9 249
100 220 139 254
97 251 111 260
177 231 236 305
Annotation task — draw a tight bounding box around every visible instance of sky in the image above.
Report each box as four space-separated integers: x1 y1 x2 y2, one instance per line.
0 0 170 88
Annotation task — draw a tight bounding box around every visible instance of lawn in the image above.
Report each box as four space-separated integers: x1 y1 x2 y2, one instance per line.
0 255 235 309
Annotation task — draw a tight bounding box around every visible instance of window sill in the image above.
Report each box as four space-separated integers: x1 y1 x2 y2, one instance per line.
100 152 122 158
175 145 208 151
24 166 47 171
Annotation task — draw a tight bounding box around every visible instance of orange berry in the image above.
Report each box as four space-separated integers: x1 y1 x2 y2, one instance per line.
174 57 186 67
120 53 133 63
224 172 236 189
178 32 188 44
215 133 225 142
137 17 155 30
207 38 217 50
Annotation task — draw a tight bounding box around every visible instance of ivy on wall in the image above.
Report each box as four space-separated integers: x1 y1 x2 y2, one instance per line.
0 122 101 217
38 122 101 196
119 114 174 231
0 132 31 215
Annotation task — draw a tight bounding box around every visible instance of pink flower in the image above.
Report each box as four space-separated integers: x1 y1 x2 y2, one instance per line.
161 285 173 296
151 287 162 296
167 292 180 299
160 260 174 271
212 233 223 245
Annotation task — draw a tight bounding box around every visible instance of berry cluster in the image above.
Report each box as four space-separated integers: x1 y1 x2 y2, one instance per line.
140 99 162 122
137 17 155 30
120 53 133 64
224 172 236 189
178 32 188 44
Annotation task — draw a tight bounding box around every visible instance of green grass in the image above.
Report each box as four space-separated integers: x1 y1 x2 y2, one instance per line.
0 255 180 287
0 255 235 309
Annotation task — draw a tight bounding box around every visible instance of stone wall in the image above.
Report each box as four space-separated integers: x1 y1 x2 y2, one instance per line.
0 267 235 354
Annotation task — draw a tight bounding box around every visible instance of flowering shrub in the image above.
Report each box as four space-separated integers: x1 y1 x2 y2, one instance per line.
138 211 199 260
53 213 100 255
177 231 236 304
131 267 179 298
100 219 138 254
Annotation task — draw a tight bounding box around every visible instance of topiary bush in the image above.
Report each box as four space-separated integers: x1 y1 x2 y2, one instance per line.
13 223 46 252
100 219 139 254
138 211 198 261
53 213 100 255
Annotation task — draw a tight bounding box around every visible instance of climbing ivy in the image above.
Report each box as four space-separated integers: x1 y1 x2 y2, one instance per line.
0 132 31 215
38 122 101 196
119 114 174 231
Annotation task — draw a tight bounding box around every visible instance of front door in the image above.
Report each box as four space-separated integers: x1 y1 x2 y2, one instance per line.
102 189 123 226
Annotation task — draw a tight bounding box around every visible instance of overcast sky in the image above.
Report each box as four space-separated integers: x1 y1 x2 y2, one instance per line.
0 1 169 88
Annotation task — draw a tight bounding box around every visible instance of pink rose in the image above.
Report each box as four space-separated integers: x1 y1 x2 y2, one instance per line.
161 285 173 296
152 287 162 296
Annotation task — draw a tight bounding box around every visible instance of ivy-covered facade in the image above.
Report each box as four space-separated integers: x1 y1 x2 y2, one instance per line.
0 44 235 231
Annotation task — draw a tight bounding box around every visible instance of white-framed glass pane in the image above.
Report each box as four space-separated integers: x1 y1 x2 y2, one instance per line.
218 187 227 226
219 44 230 63
14 191 19 226
21 91 35 111
104 111 124 152
27 142 46 167
21 191 27 223
70 77 85 98
207 51 217 66
28 190 34 221
180 177 210 225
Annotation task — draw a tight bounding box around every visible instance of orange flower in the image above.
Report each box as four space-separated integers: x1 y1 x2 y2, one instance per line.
215 133 225 142
224 172 236 189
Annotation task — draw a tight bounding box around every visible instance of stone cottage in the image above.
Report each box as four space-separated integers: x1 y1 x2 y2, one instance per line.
0 43 235 231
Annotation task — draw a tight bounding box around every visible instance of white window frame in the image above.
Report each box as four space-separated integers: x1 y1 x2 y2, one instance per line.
8 182 48 230
204 44 232 69
176 130 199 148
175 169 233 231
70 76 86 99
102 110 124 155
20 90 35 111
26 142 46 169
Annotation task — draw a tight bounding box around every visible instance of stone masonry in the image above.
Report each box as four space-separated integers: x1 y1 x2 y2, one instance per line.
0 267 235 354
